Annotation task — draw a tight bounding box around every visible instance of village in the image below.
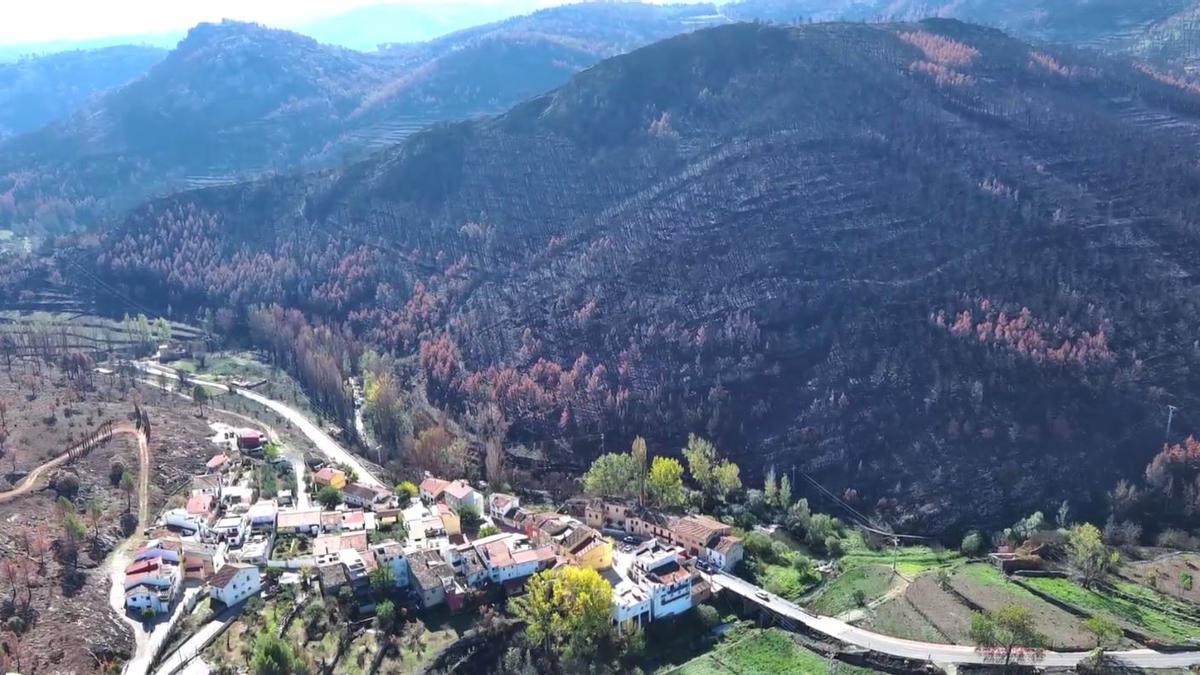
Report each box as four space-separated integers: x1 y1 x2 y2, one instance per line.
125 417 747 639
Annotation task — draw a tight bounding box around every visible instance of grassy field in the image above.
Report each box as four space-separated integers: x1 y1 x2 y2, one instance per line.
671 629 880 674
1019 576 1200 643
807 565 895 616
758 561 820 601
839 533 960 576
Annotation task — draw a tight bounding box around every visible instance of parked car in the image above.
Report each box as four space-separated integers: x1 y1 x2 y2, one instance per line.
622 536 638 544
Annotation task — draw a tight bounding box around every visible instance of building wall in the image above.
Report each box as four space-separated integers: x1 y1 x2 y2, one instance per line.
377 553 410 587
707 543 743 571
651 581 692 619
575 540 613 570
417 580 446 607
612 598 651 625
491 559 539 583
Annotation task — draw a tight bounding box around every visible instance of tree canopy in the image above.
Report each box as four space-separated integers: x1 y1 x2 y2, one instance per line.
250 631 306 675
582 452 638 498
1067 522 1117 588
317 486 342 510
970 605 1046 668
647 456 686 509
512 566 613 664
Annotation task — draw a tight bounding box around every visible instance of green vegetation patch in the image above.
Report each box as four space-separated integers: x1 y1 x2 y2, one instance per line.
839 534 960 576
671 629 878 674
1020 576 1200 643
807 564 894 615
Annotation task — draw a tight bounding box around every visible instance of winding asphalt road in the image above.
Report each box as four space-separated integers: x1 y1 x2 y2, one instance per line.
711 571 1200 669
135 362 386 488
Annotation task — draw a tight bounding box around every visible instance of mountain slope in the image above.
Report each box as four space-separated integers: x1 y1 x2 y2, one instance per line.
86 20 1200 533
0 5 726 234
0 45 165 139
1128 2 1200 71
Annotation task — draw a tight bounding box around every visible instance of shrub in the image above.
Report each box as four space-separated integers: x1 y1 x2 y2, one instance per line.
852 589 867 607
1182 572 1194 591
54 474 80 497
696 604 720 628
961 530 985 557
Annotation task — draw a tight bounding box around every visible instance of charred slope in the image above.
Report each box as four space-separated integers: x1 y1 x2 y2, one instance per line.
96 20 1200 533
0 45 165 140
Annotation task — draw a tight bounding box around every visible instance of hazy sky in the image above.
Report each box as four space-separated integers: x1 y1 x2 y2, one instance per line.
0 0 593 45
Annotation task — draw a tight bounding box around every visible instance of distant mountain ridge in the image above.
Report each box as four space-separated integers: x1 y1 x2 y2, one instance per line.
0 3 729 234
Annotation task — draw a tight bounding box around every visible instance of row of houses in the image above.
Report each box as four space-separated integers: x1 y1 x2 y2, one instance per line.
584 500 745 571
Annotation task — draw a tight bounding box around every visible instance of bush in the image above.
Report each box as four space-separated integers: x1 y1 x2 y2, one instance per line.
961 530 985 557
824 536 844 557
54 474 80 497
1156 528 1199 551
1182 572 1194 591
696 604 720 628
458 505 483 531
744 532 775 561
852 589 867 607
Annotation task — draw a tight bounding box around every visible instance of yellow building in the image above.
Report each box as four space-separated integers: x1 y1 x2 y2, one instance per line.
565 528 613 570
314 467 347 490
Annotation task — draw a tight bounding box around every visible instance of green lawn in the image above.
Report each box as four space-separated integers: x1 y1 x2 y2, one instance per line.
671 629 879 674
807 565 894 615
1020 576 1200 643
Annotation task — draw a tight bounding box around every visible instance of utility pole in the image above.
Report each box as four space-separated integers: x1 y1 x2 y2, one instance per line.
1167 404 1179 441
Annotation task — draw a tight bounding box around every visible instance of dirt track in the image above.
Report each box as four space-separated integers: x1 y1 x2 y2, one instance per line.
0 421 141 504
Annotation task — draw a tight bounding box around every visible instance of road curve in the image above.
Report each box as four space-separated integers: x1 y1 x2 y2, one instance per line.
0 422 128 503
135 363 386 489
711 571 1200 669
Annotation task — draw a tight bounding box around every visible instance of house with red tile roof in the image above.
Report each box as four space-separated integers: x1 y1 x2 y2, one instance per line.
419 477 450 503
314 467 347 490
443 480 484 515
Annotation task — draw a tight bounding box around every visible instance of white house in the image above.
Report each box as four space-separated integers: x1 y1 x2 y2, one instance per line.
125 582 174 616
419 477 450 503
370 540 410 587
443 480 484 515
632 543 693 620
208 563 261 607
474 533 555 583
246 500 278 531
612 582 652 626
191 473 222 499
488 493 520 525
343 482 390 510
210 515 248 546
705 535 744 572
165 508 209 535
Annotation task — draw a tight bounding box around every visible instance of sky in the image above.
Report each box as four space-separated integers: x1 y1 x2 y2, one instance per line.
0 0 594 45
